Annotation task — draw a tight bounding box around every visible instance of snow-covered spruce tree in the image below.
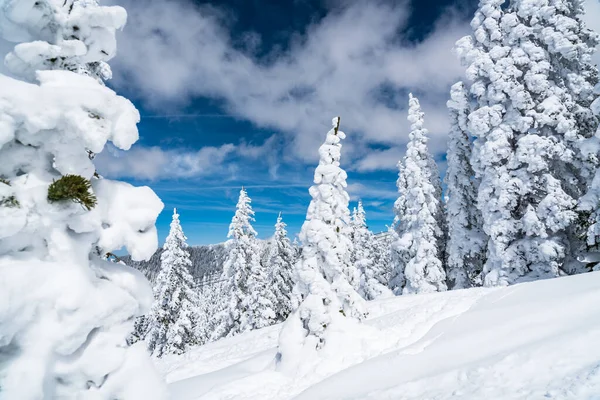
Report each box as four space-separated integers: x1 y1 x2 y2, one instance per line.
146 209 198 357
445 81 487 289
392 94 447 295
216 188 273 337
0 1 167 398
513 0 600 273
352 201 393 300
455 0 595 285
278 117 367 367
242 245 278 331
267 213 296 322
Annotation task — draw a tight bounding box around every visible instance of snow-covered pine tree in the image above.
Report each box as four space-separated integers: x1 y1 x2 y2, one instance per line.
455 0 525 287
392 94 447 295
216 188 267 337
242 244 278 331
352 201 393 300
267 213 296 321
512 0 600 273
445 81 487 289
455 0 595 285
146 208 198 357
0 1 167 397
278 117 367 365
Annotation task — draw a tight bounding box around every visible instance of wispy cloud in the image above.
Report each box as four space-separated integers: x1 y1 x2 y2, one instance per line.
95 134 280 180
95 143 236 180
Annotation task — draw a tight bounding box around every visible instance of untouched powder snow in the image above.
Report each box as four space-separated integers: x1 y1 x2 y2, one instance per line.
156 272 600 399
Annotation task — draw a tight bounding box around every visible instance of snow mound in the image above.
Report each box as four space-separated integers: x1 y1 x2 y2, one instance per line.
156 272 600 399
0 257 166 399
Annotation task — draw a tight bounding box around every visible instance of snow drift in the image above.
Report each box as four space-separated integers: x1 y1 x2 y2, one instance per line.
158 272 600 399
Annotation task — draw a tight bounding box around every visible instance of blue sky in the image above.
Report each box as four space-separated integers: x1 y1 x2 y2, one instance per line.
97 0 600 246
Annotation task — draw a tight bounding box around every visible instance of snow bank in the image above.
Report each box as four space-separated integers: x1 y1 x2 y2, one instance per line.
0 257 166 399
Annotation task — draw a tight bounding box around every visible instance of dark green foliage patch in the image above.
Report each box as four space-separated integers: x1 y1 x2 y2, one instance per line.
47 174 97 210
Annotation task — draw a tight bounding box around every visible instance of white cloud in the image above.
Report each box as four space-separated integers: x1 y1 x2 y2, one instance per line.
95 133 280 181
107 0 470 169
353 147 403 172
346 182 399 202
95 143 236 180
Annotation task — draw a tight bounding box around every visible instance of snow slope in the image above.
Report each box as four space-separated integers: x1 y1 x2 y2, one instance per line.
157 272 600 399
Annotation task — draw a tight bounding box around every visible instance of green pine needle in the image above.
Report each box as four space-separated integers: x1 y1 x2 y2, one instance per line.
47 174 97 210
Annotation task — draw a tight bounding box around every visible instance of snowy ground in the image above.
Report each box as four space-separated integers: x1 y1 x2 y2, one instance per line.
157 272 600 399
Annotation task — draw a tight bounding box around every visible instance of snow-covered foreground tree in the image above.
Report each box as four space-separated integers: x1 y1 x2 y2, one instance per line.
455 0 599 285
278 117 367 371
146 209 198 357
352 201 393 300
392 94 447 295
0 1 166 398
215 189 274 338
267 213 296 321
445 82 486 288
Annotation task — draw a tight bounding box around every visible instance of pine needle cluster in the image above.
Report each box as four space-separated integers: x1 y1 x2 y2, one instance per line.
47 174 97 210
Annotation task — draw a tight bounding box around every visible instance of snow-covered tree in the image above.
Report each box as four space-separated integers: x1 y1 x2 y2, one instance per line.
445 81 487 289
352 201 393 300
267 213 296 321
242 249 278 331
0 1 166 398
146 208 198 357
392 94 447 295
512 0 599 272
455 0 597 285
216 188 269 337
278 117 367 364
